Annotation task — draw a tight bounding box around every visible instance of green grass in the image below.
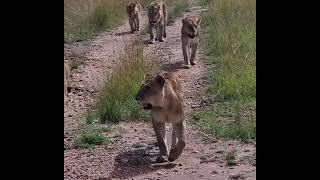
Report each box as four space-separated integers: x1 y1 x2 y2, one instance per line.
85 113 94 125
225 149 237 166
64 0 127 43
193 0 256 140
74 131 108 148
68 54 86 71
96 41 151 123
193 100 256 140
167 0 190 25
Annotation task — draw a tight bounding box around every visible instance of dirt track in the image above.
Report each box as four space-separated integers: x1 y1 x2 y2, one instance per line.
64 3 256 180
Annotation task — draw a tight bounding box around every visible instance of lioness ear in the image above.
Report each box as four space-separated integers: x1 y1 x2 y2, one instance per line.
182 18 187 24
196 18 201 25
144 73 152 82
155 74 165 86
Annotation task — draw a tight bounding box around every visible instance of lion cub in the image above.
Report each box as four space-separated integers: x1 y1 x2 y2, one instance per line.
127 1 142 33
135 72 186 162
181 15 201 69
147 1 167 44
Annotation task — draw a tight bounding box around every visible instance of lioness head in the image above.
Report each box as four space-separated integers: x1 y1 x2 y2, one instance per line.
182 16 201 39
135 73 166 110
148 4 162 24
127 2 138 16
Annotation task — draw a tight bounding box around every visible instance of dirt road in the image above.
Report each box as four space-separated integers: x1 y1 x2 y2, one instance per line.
64 3 256 180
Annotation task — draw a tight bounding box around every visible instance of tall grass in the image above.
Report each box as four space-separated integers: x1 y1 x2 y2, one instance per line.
166 0 190 25
97 41 151 123
64 0 126 42
193 0 256 140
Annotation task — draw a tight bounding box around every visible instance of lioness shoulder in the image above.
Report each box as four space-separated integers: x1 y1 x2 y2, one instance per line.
127 1 142 33
135 71 186 162
181 15 201 68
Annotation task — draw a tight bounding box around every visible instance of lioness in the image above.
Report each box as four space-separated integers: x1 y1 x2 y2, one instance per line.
147 1 167 44
181 15 201 69
64 63 69 105
127 1 142 33
135 72 186 162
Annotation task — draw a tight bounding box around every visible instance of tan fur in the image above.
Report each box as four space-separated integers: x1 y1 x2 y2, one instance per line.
147 1 167 44
136 72 186 162
64 63 69 105
181 15 201 68
127 1 142 33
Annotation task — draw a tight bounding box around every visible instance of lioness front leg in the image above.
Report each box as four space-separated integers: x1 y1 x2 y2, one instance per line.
155 25 161 42
158 23 165 42
149 25 155 44
190 40 199 65
152 120 169 162
182 39 191 68
163 23 167 38
172 128 177 147
134 15 140 31
168 121 186 162
129 18 135 33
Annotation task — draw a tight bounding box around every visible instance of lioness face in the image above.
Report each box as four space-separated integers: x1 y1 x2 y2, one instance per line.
148 5 161 24
182 19 199 39
128 3 137 16
135 75 165 110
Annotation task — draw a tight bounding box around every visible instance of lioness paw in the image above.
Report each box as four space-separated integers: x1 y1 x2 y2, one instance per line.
156 155 169 163
149 40 155 44
183 64 191 69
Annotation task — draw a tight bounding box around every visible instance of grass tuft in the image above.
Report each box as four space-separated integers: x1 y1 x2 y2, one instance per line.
96 41 151 123
74 131 107 148
225 149 237 166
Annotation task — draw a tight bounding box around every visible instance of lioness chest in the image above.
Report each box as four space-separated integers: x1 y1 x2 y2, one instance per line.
151 110 183 124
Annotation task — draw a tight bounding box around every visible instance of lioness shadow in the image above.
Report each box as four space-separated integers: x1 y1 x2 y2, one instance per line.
115 31 133 36
161 61 185 72
109 142 177 179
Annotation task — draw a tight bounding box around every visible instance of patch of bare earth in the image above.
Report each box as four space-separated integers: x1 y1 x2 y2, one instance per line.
64 6 256 180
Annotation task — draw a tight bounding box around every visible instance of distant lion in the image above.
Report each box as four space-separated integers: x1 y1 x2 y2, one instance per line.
181 15 201 69
147 1 167 44
127 1 142 33
135 72 186 162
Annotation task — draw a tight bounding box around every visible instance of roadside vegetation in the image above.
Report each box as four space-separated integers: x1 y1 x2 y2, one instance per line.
193 0 256 141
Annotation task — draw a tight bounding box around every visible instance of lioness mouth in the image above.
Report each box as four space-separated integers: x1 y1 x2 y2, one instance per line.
143 103 153 110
